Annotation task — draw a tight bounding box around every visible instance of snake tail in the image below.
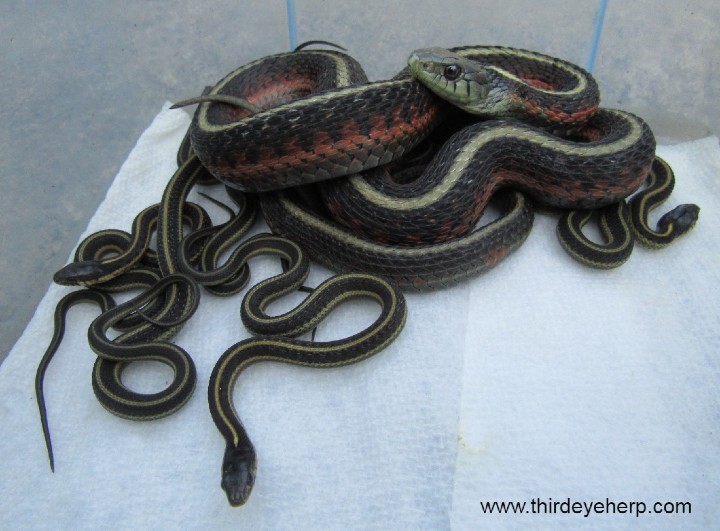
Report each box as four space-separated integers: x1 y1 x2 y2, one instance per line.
35 289 116 471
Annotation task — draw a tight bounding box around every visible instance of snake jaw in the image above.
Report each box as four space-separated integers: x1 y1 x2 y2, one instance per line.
221 443 257 507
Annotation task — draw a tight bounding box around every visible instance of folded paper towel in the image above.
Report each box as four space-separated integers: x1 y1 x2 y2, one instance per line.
0 104 717 529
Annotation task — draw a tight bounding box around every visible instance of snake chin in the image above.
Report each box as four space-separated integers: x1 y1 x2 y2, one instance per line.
221 443 257 507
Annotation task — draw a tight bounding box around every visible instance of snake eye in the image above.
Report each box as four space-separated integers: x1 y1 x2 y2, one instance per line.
443 64 462 81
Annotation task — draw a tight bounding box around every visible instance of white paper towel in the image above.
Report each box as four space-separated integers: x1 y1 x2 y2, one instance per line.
0 104 717 530
451 137 720 530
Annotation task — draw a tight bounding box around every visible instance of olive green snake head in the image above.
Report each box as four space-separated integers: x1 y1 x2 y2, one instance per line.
221 443 257 507
408 47 512 116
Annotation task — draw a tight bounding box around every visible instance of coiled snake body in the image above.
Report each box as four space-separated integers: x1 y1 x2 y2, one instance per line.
180 44 698 504
186 45 693 288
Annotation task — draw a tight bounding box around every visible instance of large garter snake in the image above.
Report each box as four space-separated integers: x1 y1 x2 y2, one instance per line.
183 44 698 286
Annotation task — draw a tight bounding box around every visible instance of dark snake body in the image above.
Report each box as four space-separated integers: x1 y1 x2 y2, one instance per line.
187 46 658 287
189 50 445 190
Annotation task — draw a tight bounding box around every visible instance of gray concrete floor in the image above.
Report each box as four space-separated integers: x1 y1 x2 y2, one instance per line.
2 1 718 363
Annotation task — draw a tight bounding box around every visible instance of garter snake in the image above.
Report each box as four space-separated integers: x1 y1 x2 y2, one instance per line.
557 156 701 268
183 45 697 286
208 256 407 506
180 225 409 506
37 156 212 469
53 200 211 287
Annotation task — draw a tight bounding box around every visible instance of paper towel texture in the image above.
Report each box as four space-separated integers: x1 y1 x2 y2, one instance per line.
451 137 720 530
0 105 717 529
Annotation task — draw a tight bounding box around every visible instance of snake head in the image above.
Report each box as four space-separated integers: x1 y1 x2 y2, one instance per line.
658 204 701 236
221 443 257 507
53 260 105 286
408 47 508 116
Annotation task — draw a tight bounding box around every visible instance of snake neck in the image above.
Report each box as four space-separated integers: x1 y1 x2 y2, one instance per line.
221 441 257 507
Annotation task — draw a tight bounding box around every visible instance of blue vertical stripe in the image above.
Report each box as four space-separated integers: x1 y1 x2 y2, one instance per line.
586 0 608 72
286 0 298 50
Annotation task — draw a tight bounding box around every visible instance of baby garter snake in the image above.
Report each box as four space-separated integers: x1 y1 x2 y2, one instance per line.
557 157 701 268
207 245 407 506
36 157 213 469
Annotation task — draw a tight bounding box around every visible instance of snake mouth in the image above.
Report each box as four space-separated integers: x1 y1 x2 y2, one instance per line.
221 471 255 507
406 50 427 77
223 485 252 507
